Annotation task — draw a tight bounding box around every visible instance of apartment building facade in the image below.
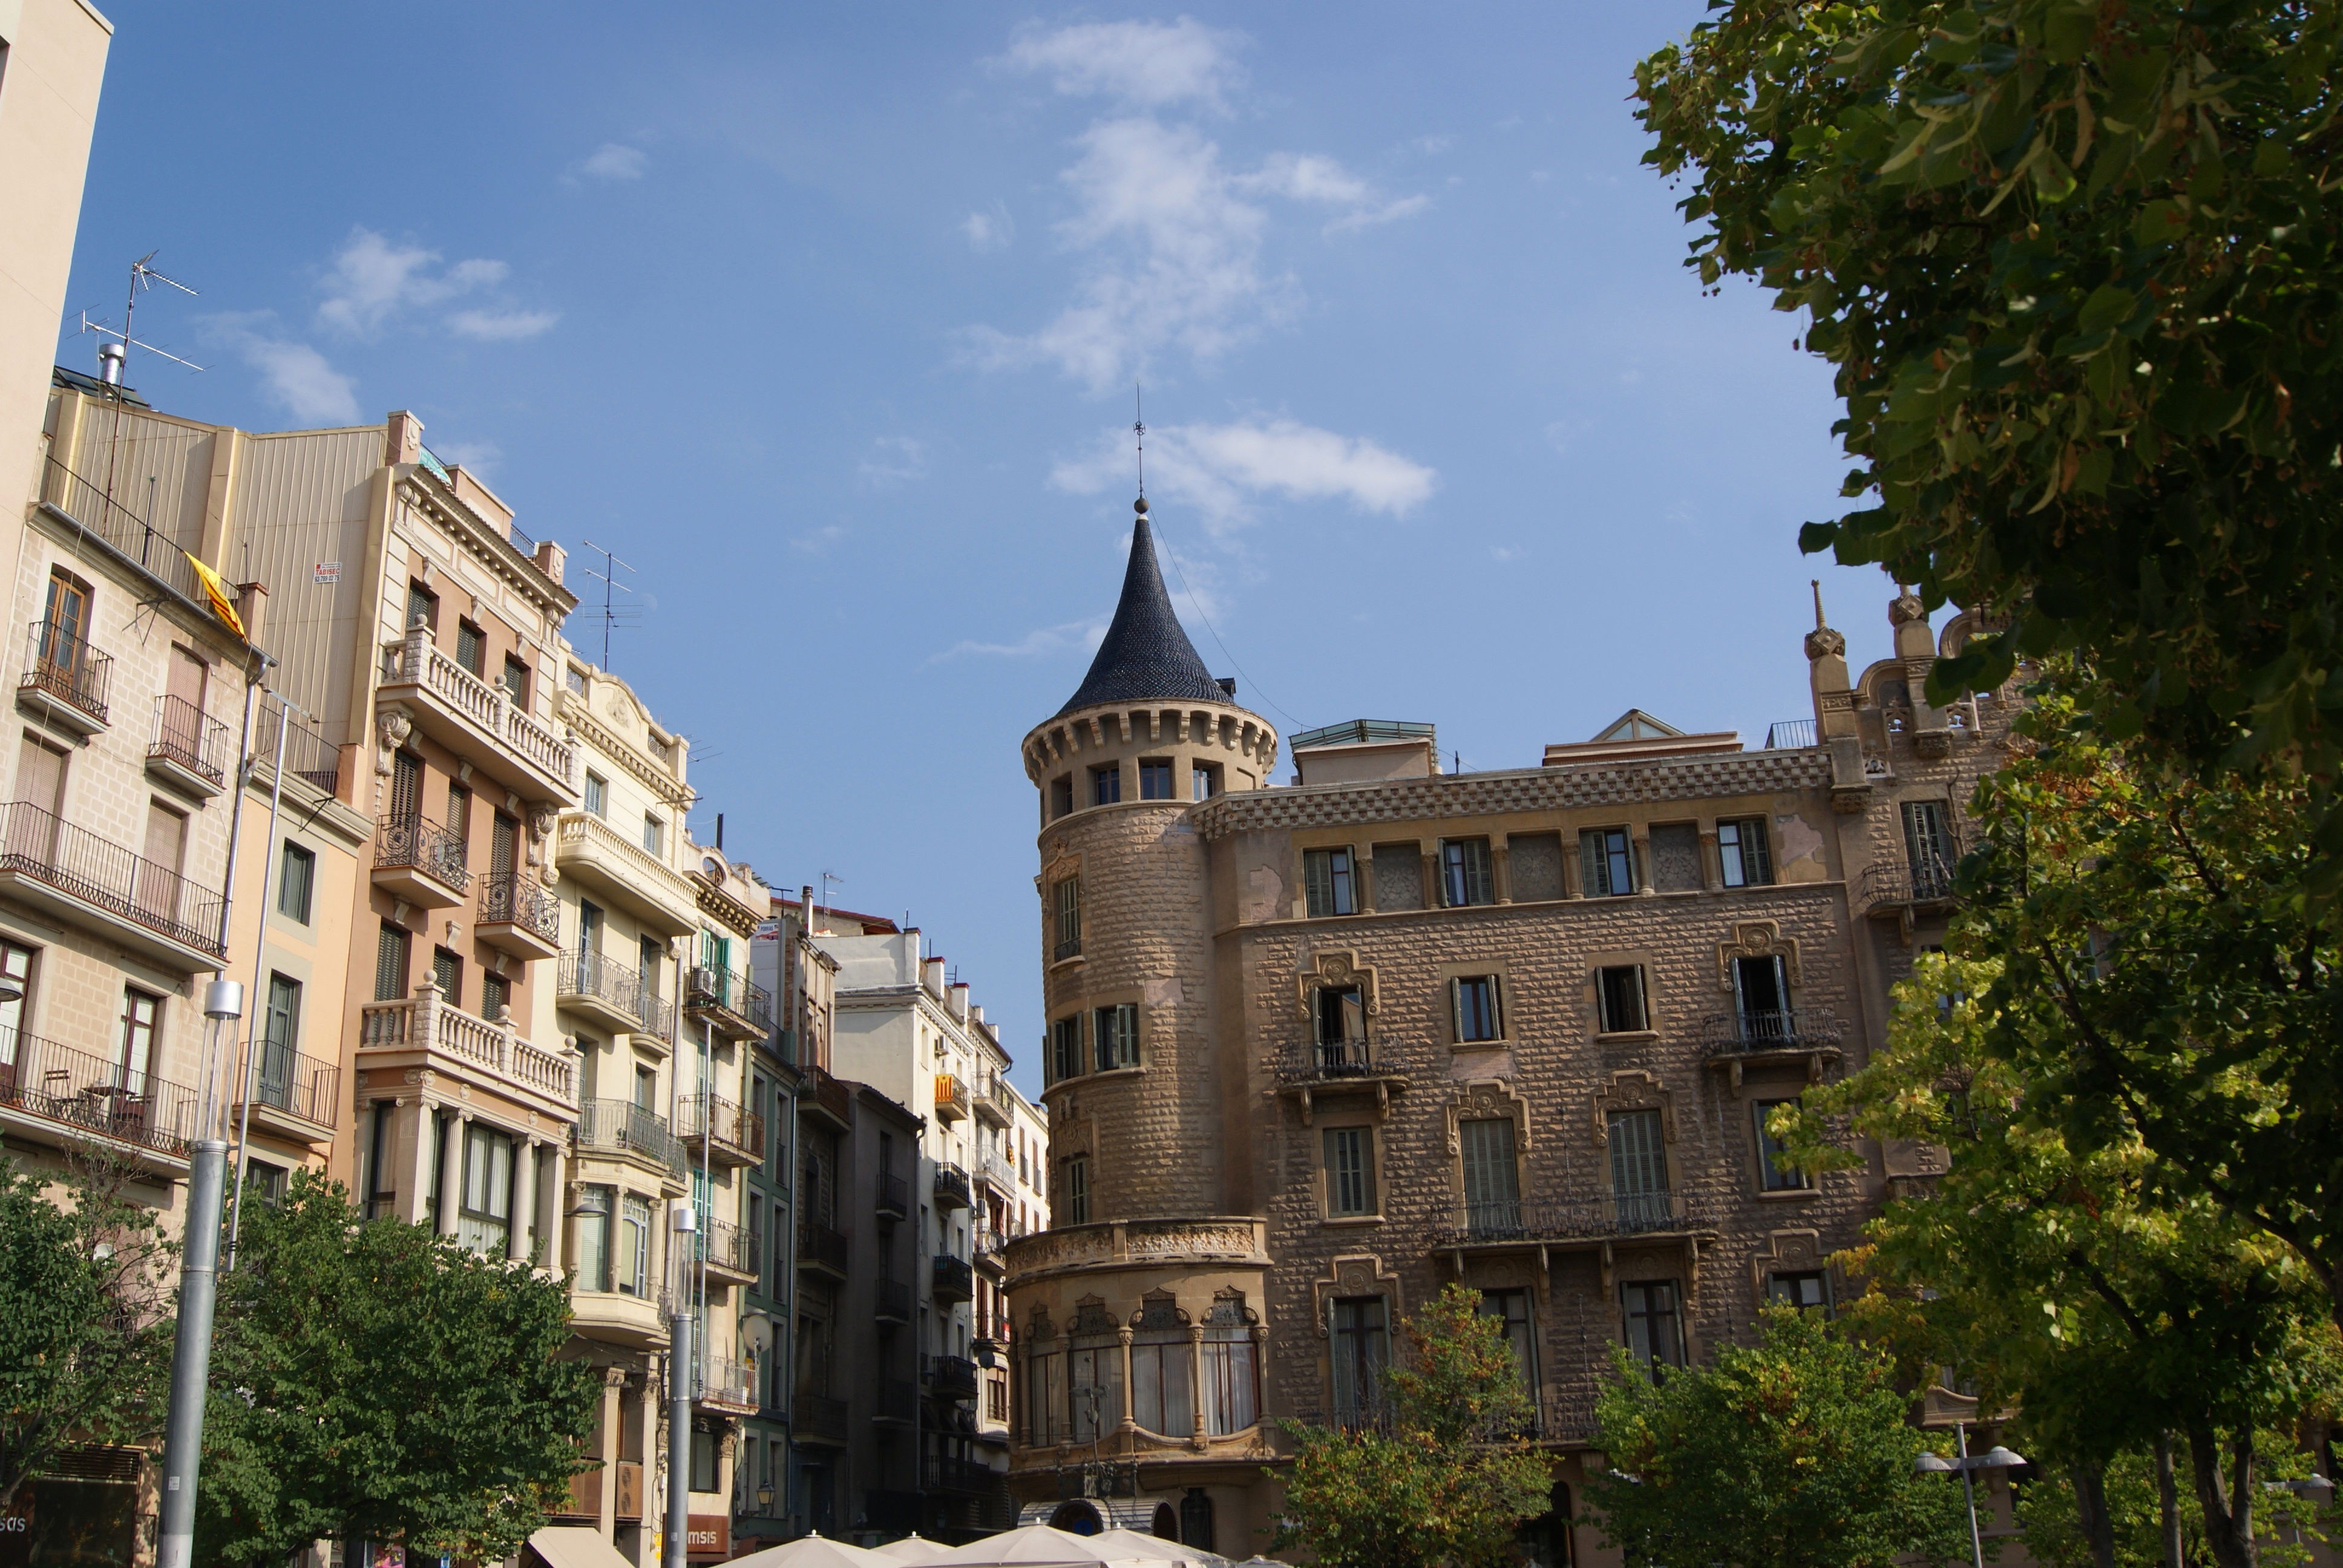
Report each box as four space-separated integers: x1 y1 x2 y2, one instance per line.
1002 506 2008 1560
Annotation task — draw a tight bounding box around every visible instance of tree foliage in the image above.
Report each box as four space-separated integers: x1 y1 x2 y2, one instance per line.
0 1150 173 1508
196 1172 598 1567
1272 1285 1553 1568
1586 1307 1973 1568
1635 2 2343 863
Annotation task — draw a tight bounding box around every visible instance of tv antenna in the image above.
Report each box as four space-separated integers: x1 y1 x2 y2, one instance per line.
79 253 204 516
1133 382 1146 499
577 540 639 670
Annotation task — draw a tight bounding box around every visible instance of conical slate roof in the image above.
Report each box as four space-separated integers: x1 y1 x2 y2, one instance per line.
1057 513 1229 715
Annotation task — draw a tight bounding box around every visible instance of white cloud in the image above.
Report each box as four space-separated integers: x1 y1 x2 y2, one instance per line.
316 229 514 338
859 436 927 487
932 616 1108 662
963 202 1015 252
998 18 1243 109
447 308 561 341
205 313 361 425
434 440 503 477
790 524 848 556
1053 417 1435 535
580 142 647 180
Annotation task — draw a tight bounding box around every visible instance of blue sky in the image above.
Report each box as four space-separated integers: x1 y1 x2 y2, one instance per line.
58 5 1913 1089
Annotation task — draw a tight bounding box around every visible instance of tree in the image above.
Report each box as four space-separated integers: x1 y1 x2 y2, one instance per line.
1634 2 2343 863
0 1148 174 1508
1272 1285 1553 1568
1585 1307 1974 1568
195 1172 598 1567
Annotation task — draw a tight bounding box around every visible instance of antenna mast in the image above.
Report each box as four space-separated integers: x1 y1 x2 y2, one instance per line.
577 540 638 670
1133 383 1145 500
82 253 204 516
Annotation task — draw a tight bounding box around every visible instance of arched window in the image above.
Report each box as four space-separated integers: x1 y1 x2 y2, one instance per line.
1180 1488 1216 1552
1201 1290 1259 1435
1050 1500 1105 1535
1067 1297 1123 1441
1130 1292 1193 1437
1151 1503 1179 1541
1023 1305 1063 1447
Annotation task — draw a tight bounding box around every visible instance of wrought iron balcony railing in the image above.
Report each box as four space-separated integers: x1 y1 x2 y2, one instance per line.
933 1160 972 1209
239 1038 339 1128
555 950 675 1040
478 872 560 946
925 1353 979 1399
1277 1037 1384 1082
694 1216 759 1278
676 1088 762 1163
931 1253 974 1301
0 1027 198 1157
572 1098 685 1175
1862 858 1959 909
20 617 112 727
148 694 228 787
686 964 773 1034
0 800 226 957
1432 1193 1694 1247
877 1168 909 1217
254 694 340 795
375 814 469 893
1695 1007 1845 1054
798 1220 849 1274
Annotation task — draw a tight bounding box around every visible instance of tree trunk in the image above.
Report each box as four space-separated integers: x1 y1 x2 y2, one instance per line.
2073 1459 2119 1568
2156 1434 2186 1568
2188 1425 2256 1568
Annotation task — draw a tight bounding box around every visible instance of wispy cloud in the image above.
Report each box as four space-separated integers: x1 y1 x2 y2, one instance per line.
997 17 1244 110
434 439 503 478
447 308 560 342
315 227 554 344
1053 417 1435 535
790 524 848 556
969 24 1423 393
962 202 1015 253
205 312 361 425
859 436 927 488
932 616 1108 662
580 142 647 180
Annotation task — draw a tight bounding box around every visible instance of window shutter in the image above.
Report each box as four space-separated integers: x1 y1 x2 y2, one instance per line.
1745 819 1774 884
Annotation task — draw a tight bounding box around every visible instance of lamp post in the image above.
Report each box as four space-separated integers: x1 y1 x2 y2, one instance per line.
1915 1423 2025 1568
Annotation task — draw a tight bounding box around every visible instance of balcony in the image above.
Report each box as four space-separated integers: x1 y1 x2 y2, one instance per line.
975 1076 1015 1129
928 1457 995 1495
931 1253 974 1302
555 950 675 1045
925 1354 978 1401
477 874 561 961
974 1226 1009 1276
254 696 340 797
18 618 111 734
1276 1037 1404 1124
799 1220 849 1278
0 800 226 970
801 1064 852 1132
876 1378 917 1426
695 1354 758 1414
933 1073 970 1123
0 1028 197 1171
932 1161 972 1210
1053 936 1082 962
569 1287 669 1350
233 1039 340 1145
359 983 578 1113
795 1391 848 1446
677 1089 762 1168
875 1277 913 1324
1697 1008 1846 1087
572 1099 685 1179
877 1168 909 1219
1764 717 1819 750
555 811 698 936
373 814 469 910
1863 858 1960 944
1430 1194 1699 1253
146 694 228 799
686 964 772 1041
378 625 575 804
978 1151 1017 1197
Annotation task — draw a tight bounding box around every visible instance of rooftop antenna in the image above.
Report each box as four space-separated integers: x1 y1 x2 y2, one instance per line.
577 540 639 670
818 871 844 935
1133 382 1146 502
80 253 204 520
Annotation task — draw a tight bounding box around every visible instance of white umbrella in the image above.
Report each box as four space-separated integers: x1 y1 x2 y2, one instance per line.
936 1525 1130 1567
730 1535 890 1568
873 1538 951 1565
1090 1532 1222 1567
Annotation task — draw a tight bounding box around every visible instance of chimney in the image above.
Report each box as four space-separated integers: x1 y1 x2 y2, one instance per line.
98 342 125 387
234 581 269 648
385 411 424 467
923 956 946 999
948 981 969 1022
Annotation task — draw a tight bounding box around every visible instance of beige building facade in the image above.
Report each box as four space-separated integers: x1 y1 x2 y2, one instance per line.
1003 503 2011 1560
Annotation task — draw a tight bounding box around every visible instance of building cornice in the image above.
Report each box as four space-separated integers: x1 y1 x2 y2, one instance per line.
696 880 759 938
560 694 695 808
396 470 579 618
1188 749 1832 839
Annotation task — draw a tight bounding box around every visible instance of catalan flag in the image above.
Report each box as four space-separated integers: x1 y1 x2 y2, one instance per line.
182 550 247 641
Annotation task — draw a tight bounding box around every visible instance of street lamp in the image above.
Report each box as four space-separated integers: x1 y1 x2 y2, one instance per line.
756 1480 776 1515
1915 1423 2025 1568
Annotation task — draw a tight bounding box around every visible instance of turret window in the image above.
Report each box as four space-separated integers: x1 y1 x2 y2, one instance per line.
1051 776 1074 819
1090 765 1121 806
1050 1015 1084 1083
1063 1156 1090 1224
1093 1002 1138 1070
1192 763 1220 800
1139 759 1174 800
1052 876 1081 960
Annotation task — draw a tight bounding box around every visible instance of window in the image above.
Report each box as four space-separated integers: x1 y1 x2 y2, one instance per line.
988 1379 1008 1421
1477 1288 1537 1402
445 783 471 841
501 654 529 707
1090 764 1121 806
573 1186 611 1290
1130 1297 1194 1437
1192 763 1219 801
432 947 463 1007
1753 1100 1808 1191
458 1123 514 1255
1314 986 1365 1067
1138 759 1174 800
405 581 437 632
583 773 608 817
482 970 510 1023
1621 1281 1683 1368
1063 1156 1089 1225
277 841 315 923
1460 1117 1520 1231
1608 1109 1670 1225
1330 1296 1388 1425
1732 954 1791 1042
1596 965 1648 1033
257 975 300 1109
1052 876 1081 959
1051 776 1073 819
1902 800 1956 897
1303 848 1356 917
0 941 31 1039
1718 817 1774 887
1069 1315 1124 1441
1181 1490 1216 1553
1323 1127 1375 1218
456 619 485 677
374 923 411 1001
143 800 188 881
1768 1271 1831 1313
1453 975 1502 1042
1581 828 1636 897
1051 1016 1084 1083
639 934 663 1001
1201 1294 1258 1435
689 1424 719 1494
44 569 91 652
1094 1002 1138 1071
620 1194 653 1295
642 812 664 855
243 1159 289 1206
119 988 159 1091
1441 838 1494 907
566 664 587 694
18 731 67 822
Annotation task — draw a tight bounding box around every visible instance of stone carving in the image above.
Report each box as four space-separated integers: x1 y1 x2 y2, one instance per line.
1804 624 1846 660
1717 921 1802 991
1750 1228 1827 1307
529 803 560 883
1132 1290 1190 1331
1443 1079 1530 1157
1295 949 1379 1022
1890 585 1928 626
374 705 413 784
1593 1070 1678 1145
1311 1253 1403 1338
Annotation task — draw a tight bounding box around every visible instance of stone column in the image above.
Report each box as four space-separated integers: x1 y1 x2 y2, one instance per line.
1356 848 1377 915
395 1099 433 1226
1187 1324 1207 1450
1562 835 1584 900
600 1367 627 1537
1699 825 1723 892
1633 831 1655 896
542 1143 568 1273
1421 841 1442 909
1492 838 1513 905
437 1111 468 1237
1118 1325 1137 1434
510 1138 538 1262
